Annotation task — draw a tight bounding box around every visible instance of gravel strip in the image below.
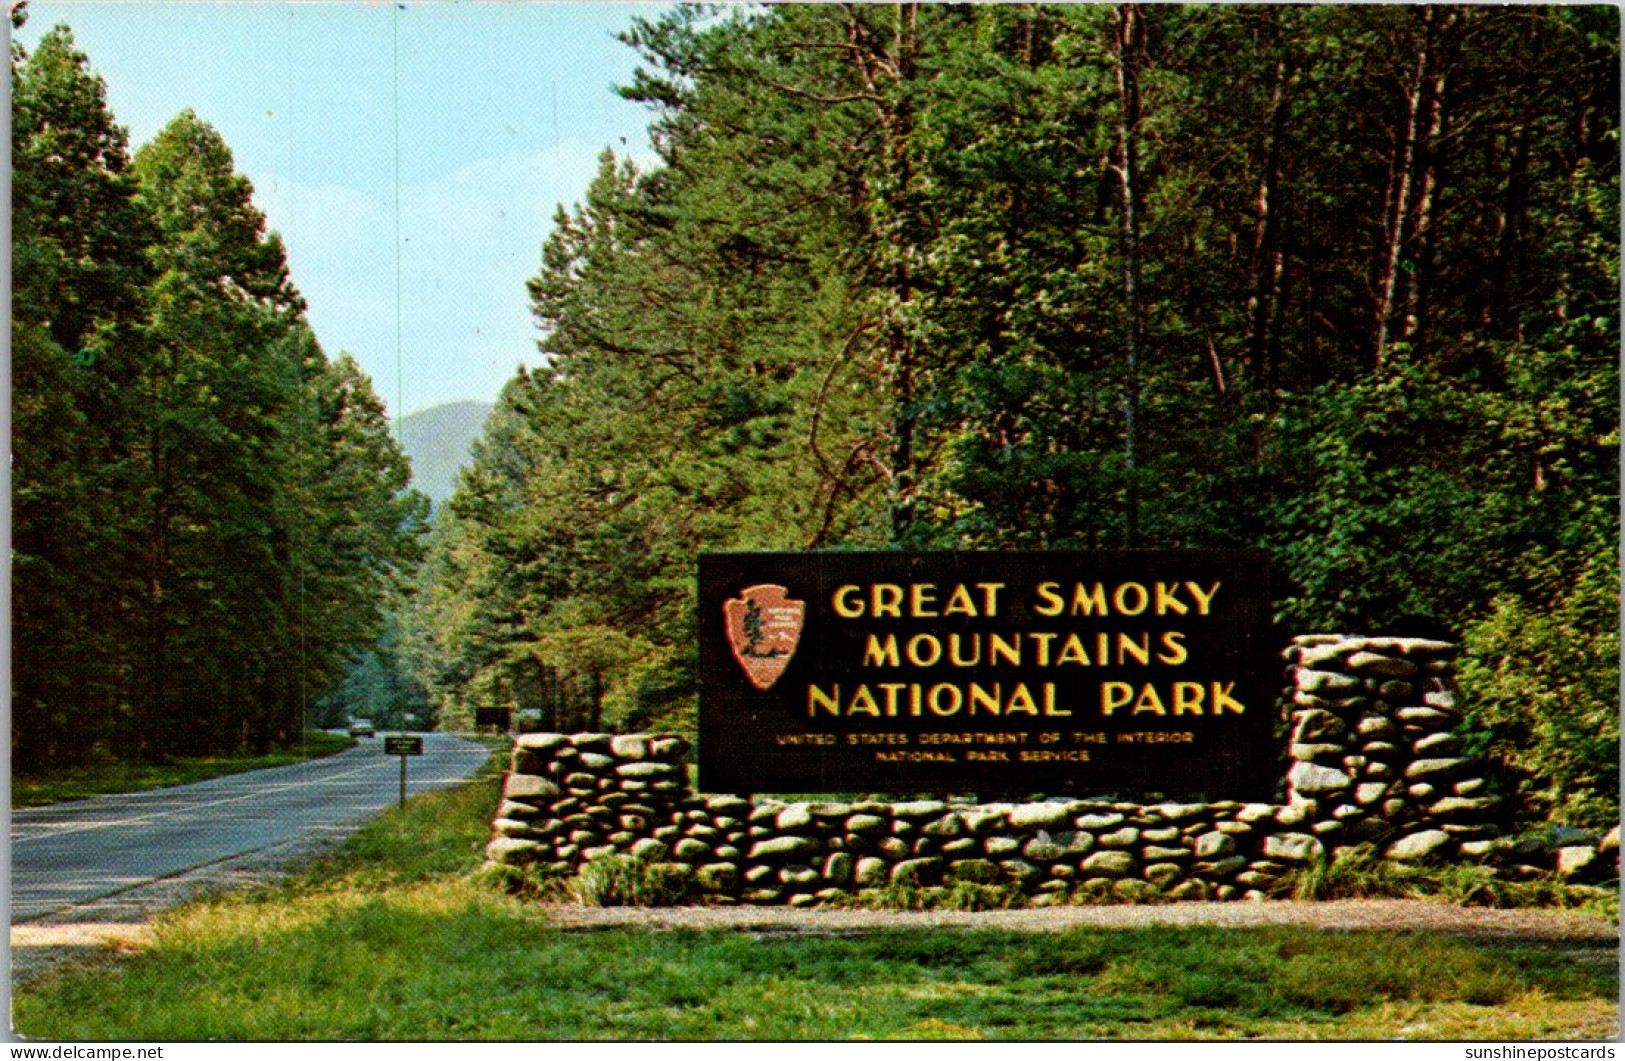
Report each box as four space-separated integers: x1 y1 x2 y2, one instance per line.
531 898 1620 944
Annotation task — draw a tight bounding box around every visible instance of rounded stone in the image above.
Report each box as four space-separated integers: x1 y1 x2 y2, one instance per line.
695 863 739 892
1356 712 1398 738
780 865 820 887
616 761 678 780
1556 847 1600 878
984 835 1021 857
504 774 561 802
1427 796 1495 818
1414 732 1465 756
890 858 942 885
1422 690 1458 711
893 800 948 818
1098 827 1140 849
1405 757 1467 779
822 851 855 886
962 810 1008 835
752 833 825 861
1193 855 1248 877
516 732 571 752
1354 782 1389 806
1081 850 1135 877
776 804 814 831
854 856 890 887
1194 831 1236 859
1167 879 1210 901
1346 651 1418 678
485 836 543 865
1009 803 1073 831
609 734 650 760
649 735 690 759
1264 833 1324 863
999 858 1043 885
1385 829 1451 861
1289 761 1352 795
1291 708 1347 743
1022 838 1068 862
1297 668 1362 695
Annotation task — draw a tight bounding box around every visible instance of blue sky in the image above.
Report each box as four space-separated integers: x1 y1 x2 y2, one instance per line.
17 1 669 419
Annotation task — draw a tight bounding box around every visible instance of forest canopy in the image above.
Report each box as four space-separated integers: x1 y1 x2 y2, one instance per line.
406 3 1618 825
11 21 427 767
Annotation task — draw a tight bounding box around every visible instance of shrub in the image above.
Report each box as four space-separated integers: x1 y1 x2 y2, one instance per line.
1457 550 1620 829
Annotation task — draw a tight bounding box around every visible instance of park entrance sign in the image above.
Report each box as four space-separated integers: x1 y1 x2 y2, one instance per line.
699 550 1275 798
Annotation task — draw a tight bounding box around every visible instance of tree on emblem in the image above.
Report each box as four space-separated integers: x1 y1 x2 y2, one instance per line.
740 599 782 658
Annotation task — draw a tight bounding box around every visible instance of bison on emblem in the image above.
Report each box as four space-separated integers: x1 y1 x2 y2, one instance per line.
723 584 805 690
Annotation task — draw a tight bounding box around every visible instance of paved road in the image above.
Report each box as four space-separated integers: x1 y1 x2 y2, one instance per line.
10 732 491 923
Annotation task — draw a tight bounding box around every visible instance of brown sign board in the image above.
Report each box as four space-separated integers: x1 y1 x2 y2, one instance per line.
698 550 1276 799
384 735 424 756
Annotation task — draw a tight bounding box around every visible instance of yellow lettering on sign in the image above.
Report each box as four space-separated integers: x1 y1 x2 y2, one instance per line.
1132 684 1167 715
1172 682 1206 715
863 634 899 667
848 685 880 717
906 634 943 667
1212 681 1246 714
943 583 979 617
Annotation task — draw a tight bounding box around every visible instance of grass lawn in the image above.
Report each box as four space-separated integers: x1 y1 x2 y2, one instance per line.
12 762 1619 1042
12 730 357 807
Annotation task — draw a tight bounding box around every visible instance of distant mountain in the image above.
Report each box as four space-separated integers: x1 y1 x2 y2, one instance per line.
398 400 493 509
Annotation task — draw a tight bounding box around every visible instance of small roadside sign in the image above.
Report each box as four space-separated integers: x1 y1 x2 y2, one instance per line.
385 735 424 756
385 734 424 807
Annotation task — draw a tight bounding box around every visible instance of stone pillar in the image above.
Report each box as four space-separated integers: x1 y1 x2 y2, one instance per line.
1282 635 1500 862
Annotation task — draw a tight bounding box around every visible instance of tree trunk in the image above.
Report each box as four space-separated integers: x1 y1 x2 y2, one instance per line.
1247 52 1291 395
1113 3 1145 545
1373 6 1441 369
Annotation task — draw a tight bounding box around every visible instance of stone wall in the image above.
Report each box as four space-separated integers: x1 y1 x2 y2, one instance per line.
482 635 1616 903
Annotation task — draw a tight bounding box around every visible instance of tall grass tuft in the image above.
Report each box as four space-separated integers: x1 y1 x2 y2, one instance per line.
570 856 695 907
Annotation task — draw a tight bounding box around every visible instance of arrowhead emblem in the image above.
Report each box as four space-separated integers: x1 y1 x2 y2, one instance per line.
724 584 805 691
